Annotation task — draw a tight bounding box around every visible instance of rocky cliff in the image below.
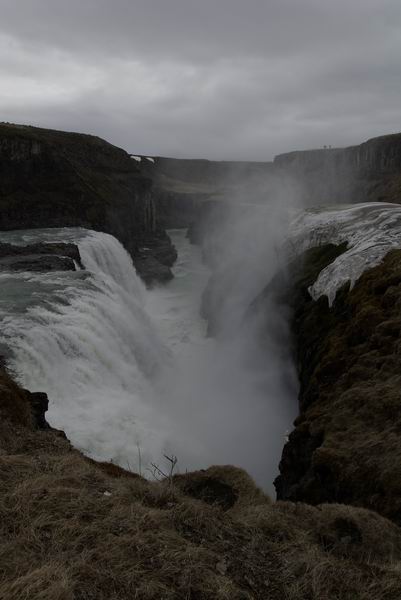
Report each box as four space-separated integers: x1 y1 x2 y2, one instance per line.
136 132 401 231
273 244 401 524
0 123 176 283
133 154 275 228
274 133 401 205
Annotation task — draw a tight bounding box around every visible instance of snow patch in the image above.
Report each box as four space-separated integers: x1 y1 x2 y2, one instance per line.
130 155 141 162
289 203 401 306
146 157 155 163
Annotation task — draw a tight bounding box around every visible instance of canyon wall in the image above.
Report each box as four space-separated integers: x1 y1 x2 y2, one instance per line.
274 133 401 205
138 132 401 233
272 245 401 523
0 123 176 283
134 154 276 227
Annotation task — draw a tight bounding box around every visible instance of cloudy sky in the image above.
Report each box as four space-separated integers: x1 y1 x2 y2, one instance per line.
1 0 400 160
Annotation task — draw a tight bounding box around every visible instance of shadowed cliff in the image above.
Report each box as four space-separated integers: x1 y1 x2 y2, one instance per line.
274 246 401 524
0 123 176 283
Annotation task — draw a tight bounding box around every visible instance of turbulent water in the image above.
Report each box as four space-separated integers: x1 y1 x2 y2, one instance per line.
0 226 298 491
3 202 401 491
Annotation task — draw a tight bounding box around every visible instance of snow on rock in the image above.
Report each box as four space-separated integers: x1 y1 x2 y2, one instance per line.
130 155 142 162
289 202 401 306
146 157 155 163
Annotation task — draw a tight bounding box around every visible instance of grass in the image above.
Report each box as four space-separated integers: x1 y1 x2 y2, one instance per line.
2 372 401 599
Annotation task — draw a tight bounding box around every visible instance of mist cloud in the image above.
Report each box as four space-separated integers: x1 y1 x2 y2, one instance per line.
1 0 401 159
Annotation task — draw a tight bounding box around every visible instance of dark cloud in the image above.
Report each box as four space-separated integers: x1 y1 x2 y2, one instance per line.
0 0 400 159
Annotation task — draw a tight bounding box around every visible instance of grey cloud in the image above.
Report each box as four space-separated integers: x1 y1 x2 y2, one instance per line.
0 0 401 159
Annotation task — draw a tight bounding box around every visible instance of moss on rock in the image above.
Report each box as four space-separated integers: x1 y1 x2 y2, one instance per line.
276 247 401 524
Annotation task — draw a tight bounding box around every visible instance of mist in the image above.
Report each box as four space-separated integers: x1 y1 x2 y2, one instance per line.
0 173 303 495
147 175 301 493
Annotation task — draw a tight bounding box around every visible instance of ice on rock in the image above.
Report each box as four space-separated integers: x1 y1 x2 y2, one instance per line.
288 202 401 306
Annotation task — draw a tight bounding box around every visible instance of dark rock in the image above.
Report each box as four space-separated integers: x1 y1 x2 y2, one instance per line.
0 254 76 272
25 391 50 430
133 231 177 268
133 255 173 286
0 241 82 264
0 123 177 284
0 241 83 272
131 230 177 286
273 246 401 524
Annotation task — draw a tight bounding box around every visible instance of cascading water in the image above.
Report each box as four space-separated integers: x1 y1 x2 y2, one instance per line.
2 202 401 491
0 228 172 468
0 225 298 492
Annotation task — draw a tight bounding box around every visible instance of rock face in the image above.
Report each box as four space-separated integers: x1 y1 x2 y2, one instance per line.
0 241 83 272
134 154 276 228
274 133 401 205
274 245 401 524
0 123 176 283
136 133 401 231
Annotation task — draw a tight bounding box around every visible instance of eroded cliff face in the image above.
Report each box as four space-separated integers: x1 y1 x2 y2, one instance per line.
0 123 176 283
274 133 401 205
134 154 276 228
274 246 401 524
137 132 401 229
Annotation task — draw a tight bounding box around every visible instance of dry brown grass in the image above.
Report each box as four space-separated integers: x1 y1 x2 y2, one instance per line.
1 415 401 599
2 338 401 600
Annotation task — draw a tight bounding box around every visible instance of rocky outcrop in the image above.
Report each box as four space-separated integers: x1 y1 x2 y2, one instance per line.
132 230 177 285
0 241 83 272
0 123 176 283
274 245 401 524
274 133 401 205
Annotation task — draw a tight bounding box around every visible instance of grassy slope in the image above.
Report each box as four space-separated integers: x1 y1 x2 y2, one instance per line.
2 373 401 599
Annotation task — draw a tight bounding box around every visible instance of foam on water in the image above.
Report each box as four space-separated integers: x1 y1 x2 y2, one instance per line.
3 203 400 488
0 228 172 468
0 226 298 491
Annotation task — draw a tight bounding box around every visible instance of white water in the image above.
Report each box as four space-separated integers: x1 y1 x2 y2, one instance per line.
3 202 400 490
0 228 173 468
0 226 297 491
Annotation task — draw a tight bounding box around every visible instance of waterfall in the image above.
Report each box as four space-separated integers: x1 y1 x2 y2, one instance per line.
1 228 171 469
0 226 298 491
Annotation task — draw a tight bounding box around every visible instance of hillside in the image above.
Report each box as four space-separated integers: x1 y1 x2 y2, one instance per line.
2 368 401 599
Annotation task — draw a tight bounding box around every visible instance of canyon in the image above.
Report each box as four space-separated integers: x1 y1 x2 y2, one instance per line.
2 123 401 598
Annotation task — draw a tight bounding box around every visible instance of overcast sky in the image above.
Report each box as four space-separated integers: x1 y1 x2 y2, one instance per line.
1 0 400 160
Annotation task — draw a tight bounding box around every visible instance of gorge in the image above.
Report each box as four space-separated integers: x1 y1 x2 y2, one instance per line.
2 123 401 599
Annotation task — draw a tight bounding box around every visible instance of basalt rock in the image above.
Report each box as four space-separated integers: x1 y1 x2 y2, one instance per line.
133 255 173 286
0 241 83 272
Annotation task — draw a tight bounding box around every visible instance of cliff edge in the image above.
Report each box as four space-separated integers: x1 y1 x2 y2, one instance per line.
0 123 176 283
